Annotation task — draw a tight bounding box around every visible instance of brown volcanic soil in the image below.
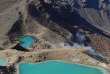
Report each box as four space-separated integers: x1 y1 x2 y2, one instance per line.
26 0 110 64
0 0 109 61
86 32 110 63
0 0 110 73
0 0 20 13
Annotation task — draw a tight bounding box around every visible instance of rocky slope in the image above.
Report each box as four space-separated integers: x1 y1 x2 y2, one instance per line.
30 0 110 62
26 0 110 62
0 0 110 73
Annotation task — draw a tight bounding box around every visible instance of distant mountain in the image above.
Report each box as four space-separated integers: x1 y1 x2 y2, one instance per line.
46 0 110 34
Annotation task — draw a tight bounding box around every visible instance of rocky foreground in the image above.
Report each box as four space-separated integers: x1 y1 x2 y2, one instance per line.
0 48 110 74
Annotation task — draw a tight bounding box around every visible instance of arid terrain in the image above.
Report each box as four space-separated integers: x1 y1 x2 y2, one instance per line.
0 0 110 74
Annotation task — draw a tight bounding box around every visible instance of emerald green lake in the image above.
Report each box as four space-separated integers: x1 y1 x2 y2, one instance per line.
17 36 36 48
19 61 106 74
0 59 6 66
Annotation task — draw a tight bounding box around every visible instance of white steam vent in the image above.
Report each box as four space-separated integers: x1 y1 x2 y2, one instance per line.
58 30 106 61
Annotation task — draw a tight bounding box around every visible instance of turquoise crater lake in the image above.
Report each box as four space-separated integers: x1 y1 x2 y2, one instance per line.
0 59 6 66
17 36 36 48
19 61 106 74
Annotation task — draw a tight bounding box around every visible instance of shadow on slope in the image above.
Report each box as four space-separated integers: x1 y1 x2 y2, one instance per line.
28 1 110 39
12 44 29 51
7 12 25 42
84 0 99 10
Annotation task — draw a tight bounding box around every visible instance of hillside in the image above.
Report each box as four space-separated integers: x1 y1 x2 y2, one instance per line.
0 0 110 73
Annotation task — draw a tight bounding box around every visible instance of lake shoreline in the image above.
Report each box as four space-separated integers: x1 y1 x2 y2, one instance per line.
17 60 109 74
0 47 110 74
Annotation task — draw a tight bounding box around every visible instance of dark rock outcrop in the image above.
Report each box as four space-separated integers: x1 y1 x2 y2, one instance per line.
0 66 15 74
12 44 29 51
7 12 26 42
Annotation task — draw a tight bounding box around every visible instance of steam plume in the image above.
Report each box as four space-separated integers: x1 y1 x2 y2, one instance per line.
58 30 106 61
